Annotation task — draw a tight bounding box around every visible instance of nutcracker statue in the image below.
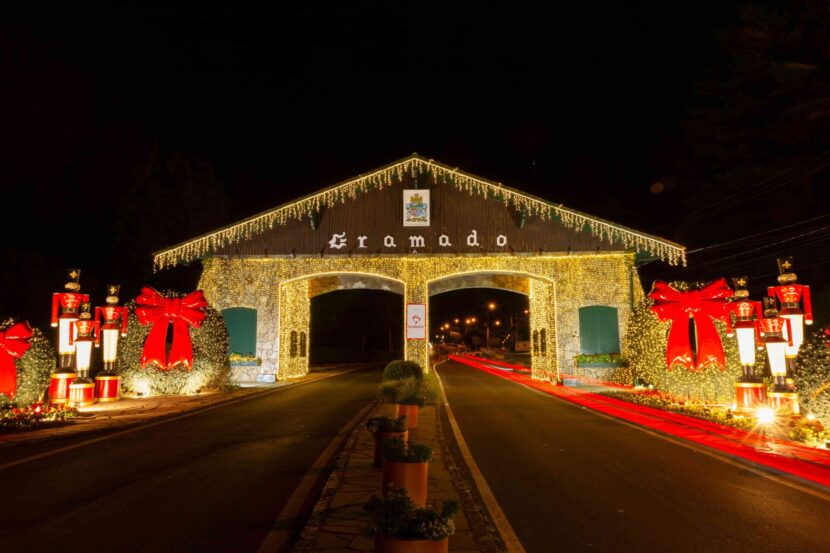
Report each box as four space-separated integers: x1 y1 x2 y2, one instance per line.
68 302 98 407
767 257 813 381
726 277 765 410
758 297 798 414
94 284 128 401
48 269 89 404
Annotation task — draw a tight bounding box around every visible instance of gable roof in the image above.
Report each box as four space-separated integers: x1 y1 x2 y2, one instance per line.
153 154 686 269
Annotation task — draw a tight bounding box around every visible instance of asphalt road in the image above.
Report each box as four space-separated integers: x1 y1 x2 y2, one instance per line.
437 360 830 553
0 366 381 553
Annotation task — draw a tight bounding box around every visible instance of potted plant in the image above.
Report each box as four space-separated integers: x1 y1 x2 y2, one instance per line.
365 489 458 553
379 376 438 430
382 438 432 507
367 415 409 468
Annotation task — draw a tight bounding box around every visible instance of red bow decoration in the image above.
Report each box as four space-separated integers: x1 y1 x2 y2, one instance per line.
135 287 207 370
649 279 734 371
0 322 34 398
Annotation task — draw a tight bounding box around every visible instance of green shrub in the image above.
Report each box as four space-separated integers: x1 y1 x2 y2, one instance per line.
382 437 433 463
383 360 424 382
366 415 407 434
364 489 458 540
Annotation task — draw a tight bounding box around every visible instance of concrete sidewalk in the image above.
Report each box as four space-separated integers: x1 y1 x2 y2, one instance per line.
292 403 494 553
0 366 361 447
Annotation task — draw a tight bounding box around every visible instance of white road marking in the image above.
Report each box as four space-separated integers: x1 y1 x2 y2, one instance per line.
433 360 528 553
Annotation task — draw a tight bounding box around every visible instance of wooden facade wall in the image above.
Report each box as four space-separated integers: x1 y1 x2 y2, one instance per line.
210 173 623 258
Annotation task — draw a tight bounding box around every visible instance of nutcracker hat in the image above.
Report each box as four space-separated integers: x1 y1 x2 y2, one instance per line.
105 284 120 305
79 302 93 319
65 268 81 292
776 256 797 284
731 276 749 298
762 296 779 318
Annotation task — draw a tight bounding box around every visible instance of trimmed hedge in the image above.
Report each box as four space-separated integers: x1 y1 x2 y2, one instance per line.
382 360 424 382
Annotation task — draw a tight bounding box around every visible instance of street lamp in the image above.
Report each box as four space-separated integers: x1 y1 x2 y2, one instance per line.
486 302 496 350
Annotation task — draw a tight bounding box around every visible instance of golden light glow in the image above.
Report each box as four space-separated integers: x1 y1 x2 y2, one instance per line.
488 302 496 310
756 407 775 424
199 253 637 382
102 328 119 362
155 155 686 270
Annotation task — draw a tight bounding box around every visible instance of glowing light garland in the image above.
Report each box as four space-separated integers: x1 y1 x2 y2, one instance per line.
0 318 55 406
199 253 636 381
155 155 686 270
623 287 749 403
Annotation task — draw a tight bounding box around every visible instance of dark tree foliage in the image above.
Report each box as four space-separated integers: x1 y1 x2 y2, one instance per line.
111 148 231 298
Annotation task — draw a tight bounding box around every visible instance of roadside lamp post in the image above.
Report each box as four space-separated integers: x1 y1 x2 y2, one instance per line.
486 302 496 350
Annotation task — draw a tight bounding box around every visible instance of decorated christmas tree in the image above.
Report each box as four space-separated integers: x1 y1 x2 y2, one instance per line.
624 282 747 404
793 329 830 426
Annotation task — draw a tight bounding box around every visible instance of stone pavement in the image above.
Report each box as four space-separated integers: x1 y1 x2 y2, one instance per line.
292 403 490 553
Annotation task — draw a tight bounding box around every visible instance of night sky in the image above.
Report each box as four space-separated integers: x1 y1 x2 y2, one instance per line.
3 1 829 334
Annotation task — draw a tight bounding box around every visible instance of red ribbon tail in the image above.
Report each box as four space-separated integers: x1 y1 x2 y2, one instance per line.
168 319 194 370
665 317 695 370
0 353 17 398
694 315 725 370
141 319 170 369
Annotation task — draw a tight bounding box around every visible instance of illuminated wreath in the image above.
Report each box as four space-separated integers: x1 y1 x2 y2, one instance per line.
0 318 56 406
118 292 231 396
623 282 746 403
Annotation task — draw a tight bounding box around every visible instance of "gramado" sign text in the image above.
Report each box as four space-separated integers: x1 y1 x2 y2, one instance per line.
326 230 508 251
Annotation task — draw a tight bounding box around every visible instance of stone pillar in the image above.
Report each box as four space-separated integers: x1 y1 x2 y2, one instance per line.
530 279 558 382
404 277 429 371
278 279 311 380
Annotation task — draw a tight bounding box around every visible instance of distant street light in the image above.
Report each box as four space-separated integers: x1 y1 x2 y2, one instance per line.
486 302 496 350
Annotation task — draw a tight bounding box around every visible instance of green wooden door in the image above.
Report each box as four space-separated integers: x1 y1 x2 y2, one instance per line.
221 307 257 355
578 306 620 354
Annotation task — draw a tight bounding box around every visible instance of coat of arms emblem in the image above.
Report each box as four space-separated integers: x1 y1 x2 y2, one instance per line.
403 189 430 226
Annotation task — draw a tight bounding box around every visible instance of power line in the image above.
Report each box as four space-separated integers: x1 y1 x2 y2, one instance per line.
687 213 830 254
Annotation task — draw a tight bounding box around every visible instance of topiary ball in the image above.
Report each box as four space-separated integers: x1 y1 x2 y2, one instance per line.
383 360 424 382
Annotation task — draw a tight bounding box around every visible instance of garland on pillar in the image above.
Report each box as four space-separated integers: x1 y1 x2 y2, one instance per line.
0 318 55 406
118 293 231 396
624 283 747 403
793 329 830 426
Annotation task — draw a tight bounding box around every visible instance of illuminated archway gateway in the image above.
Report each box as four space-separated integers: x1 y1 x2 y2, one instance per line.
154 155 685 383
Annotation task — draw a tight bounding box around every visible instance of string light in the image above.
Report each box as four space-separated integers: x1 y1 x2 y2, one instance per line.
0 318 55 406
793 329 830 427
623 285 750 403
118 296 231 395
199 253 637 380
154 155 686 270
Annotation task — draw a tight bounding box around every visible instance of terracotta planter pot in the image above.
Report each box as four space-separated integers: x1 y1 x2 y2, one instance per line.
395 404 420 429
373 430 409 468
375 533 448 553
382 461 428 507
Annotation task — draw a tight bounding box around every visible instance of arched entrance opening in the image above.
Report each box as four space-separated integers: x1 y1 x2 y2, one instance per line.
429 287 530 360
427 271 557 381
310 289 403 364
